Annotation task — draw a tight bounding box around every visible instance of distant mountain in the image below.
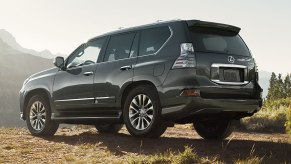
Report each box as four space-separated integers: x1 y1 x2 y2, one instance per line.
0 34 53 127
0 29 65 59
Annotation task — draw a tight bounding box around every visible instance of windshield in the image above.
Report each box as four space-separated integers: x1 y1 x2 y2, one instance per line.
190 28 250 56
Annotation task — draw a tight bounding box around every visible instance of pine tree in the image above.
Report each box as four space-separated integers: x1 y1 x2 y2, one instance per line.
277 74 284 99
266 72 277 101
284 74 291 98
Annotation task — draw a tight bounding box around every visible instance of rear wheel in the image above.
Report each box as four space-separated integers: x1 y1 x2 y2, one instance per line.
193 119 233 140
26 95 59 136
95 124 123 133
123 85 167 138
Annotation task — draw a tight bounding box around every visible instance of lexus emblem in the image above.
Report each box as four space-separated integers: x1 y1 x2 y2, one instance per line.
228 56 235 63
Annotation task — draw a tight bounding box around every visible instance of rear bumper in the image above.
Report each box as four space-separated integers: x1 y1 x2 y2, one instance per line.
161 97 262 119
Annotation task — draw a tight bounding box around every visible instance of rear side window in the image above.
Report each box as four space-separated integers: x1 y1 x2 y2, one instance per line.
139 26 171 56
104 33 135 62
190 28 250 56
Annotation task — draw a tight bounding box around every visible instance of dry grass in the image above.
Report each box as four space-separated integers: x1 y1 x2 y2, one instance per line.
125 146 220 164
0 126 290 163
240 106 287 133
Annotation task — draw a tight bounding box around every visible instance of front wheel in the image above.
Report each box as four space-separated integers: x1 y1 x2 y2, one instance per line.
123 85 167 138
25 95 59 136
193 119 234 140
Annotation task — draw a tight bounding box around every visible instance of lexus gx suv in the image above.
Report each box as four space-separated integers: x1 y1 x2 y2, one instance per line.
20 20 262 140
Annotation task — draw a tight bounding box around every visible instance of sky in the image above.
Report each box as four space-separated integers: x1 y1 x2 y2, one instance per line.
0 0 290 74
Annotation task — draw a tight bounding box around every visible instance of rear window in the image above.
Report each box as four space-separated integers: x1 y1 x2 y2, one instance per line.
190 28 250 56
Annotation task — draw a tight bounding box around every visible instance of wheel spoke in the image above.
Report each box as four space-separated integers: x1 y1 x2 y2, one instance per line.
36 102 40 112
146 114 153 120
142 95 147 107
130 104 139 113
141 118 145 130
131 117 139 125
129 112 138 119
39 119 44 127
143 117 150 126
136 117 141 130
144 99 152 109
146 105 154 112
131 99 139 108
138 95 142 107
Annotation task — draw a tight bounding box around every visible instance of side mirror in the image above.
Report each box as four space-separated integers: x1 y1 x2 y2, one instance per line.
53 56 65 69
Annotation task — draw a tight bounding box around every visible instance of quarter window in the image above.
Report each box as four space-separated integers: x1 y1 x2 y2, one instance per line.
139 26 171 56
104 33 135 62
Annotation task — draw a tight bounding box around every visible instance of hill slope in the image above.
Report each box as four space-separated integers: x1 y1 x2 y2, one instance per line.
0 38 53 127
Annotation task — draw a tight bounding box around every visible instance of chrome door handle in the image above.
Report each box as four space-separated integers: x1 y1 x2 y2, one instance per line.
83 71 94 76
120 65 132 71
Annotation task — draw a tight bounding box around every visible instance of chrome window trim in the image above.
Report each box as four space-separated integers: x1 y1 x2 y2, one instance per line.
96 26 173 64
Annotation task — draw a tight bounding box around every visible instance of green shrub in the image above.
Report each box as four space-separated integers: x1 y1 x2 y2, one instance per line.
240 106 287 133
285 107 291 135
265 98 291 109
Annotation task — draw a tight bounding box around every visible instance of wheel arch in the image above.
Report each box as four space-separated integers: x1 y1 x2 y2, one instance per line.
23 88 52 120
120 80 159 109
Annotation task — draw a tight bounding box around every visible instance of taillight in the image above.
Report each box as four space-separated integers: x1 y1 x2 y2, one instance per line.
172 43 196 69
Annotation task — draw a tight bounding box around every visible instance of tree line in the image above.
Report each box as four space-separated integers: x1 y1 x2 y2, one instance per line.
266 72 291 103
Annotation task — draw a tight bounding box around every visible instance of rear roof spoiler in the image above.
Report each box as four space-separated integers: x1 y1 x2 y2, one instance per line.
186 20 241 34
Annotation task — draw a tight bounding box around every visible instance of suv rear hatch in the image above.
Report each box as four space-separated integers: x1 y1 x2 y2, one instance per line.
186 20 260 99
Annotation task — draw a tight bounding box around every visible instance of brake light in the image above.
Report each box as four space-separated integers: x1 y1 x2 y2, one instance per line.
172 43 196 69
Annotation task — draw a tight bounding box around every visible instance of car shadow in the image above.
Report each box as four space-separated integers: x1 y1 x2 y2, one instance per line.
41 129 291 163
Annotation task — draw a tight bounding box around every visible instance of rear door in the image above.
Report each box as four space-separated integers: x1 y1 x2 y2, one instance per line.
93 32 138 107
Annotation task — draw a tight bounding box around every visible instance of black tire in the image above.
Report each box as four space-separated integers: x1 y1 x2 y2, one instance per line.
95 124 123 133
25 94 59 136
123 85 167 138
193 119 234 140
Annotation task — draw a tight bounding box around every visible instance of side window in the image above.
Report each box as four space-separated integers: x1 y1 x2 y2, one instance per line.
67 38 105 68
104 33 135 62
139 26 171 56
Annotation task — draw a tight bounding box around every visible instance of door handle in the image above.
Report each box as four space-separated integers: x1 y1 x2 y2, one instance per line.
83 71 94 76
120 65 132 71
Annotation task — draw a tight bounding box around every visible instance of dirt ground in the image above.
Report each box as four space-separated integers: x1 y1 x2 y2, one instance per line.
0 125 290 163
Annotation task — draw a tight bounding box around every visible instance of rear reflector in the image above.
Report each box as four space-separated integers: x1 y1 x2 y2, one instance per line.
180 89 200 97
172 43 196 69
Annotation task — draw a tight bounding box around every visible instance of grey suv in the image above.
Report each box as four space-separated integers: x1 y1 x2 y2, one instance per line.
20 20 262 140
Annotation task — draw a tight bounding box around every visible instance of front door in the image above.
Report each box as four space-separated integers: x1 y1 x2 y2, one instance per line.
53 38 106 111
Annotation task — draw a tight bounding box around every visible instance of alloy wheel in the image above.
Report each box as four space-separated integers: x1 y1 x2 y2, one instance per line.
29 101 46 131
129 94 154 130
